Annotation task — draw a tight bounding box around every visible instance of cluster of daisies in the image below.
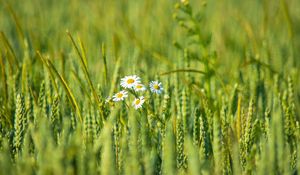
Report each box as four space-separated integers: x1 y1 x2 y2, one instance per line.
107 75 163 110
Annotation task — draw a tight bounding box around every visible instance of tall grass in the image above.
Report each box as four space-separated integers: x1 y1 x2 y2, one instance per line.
0 0 300 174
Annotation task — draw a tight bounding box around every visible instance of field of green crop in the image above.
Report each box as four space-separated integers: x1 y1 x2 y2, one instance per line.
0 0 300 174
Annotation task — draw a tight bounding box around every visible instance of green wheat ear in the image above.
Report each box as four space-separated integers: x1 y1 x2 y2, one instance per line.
50 94 59 123
50 94 60 141
193 108 200 147
212 112 222 175
38 81 47 116
83 108 93 145
25 80 34 123
181 88 189 134
199 109 212 159
176 114 186 170
13 93 27 158
240 98 255 169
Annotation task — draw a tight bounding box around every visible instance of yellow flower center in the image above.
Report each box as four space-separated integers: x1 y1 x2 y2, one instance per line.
127 79 135 84
135 99 140 105
136 84 142 89
117 93 123 98
153 84 160 90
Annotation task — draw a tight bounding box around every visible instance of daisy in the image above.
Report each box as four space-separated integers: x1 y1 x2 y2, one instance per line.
134 83 146 92
120 75 141 89
112 90 128 102
132 96 145 109
149 81 163 94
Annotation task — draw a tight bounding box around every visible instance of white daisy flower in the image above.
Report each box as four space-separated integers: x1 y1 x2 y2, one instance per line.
120 75 141 89
134 84 146 92
112 90 128 102
149 81 163 94
132 96 145 109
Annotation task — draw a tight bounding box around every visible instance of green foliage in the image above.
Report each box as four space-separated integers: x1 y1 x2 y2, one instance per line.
0 0 300 174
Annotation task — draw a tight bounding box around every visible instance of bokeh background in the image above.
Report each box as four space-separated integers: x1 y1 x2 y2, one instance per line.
1 0 299 72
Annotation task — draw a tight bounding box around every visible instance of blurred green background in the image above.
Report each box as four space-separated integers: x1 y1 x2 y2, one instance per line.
0 0 299 98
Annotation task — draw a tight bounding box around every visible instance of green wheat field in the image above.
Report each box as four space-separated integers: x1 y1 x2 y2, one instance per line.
0 0 300 174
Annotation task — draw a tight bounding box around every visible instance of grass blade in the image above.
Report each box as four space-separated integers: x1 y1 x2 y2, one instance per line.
67 31 104 125
38 52 82 122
